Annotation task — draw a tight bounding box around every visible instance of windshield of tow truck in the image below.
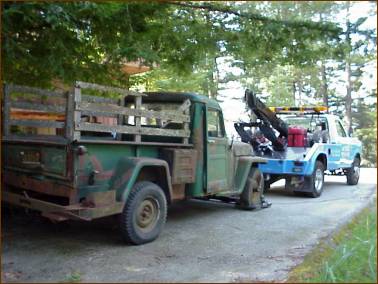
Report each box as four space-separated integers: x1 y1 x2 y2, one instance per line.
280 115 327 132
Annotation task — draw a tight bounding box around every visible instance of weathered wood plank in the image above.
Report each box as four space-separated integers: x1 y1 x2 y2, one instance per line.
81 94 119 104
183 122 189 144
10 109 65 121
76 102 190 122
76 138 193 147
178 99 191 112
182 99 191 144
8 84 66 98
134 96 142 142
65 91 74 139
3 134 69 144
73 87 82 141
77 123 190 137
11 101 66 113
116 98 123 141
10 119 65 128
80 110 118 118
76 81 145 97
3 85 11 136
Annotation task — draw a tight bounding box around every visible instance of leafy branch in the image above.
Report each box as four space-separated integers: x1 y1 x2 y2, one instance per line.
164 1 341 35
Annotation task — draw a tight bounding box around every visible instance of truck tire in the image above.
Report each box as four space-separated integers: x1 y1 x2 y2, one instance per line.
238 167 264 210
120 181 167 245
298 161 325 198
292 161 324 198
346 157 360 185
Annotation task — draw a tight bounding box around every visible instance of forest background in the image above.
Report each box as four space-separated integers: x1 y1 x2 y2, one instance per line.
2 1 377 166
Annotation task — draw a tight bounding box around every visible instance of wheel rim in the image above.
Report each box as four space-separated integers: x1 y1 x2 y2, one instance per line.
314 169 324 192
136 197 160 232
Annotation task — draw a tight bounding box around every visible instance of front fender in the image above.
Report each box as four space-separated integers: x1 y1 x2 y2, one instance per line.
109 157 172 202
234 156 266 193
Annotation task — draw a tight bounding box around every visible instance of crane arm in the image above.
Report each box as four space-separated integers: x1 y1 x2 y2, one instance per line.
244 89 288 138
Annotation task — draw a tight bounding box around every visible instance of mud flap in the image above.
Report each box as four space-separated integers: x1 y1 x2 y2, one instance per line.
285 176 313 193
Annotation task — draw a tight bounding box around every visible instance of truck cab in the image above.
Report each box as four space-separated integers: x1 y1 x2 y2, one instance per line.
2 82 267 245
325 114 362 170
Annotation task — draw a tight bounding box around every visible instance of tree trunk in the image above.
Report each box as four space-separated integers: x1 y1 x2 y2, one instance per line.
212 56 219 99
320 62 328 108
297 80 302 106
345 60 352 133
345 1 353 134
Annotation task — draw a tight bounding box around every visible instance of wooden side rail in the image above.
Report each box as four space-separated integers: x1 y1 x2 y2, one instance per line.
3 82 192 144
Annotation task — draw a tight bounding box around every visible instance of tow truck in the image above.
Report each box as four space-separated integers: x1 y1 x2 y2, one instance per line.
234 90 362 197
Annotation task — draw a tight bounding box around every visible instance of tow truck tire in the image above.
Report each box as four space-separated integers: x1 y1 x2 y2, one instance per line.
300 161 325 198
346 157 360 185
120 181 167 245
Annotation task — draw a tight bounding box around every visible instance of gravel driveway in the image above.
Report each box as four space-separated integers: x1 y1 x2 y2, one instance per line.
1 168 376 283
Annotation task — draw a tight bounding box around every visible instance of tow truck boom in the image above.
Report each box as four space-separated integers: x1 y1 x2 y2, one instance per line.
240 89 288 151
244 89 288 138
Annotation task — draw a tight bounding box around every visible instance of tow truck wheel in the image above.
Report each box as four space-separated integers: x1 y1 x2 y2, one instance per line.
346 157 360 185
297 161 324 198
120 181 167 245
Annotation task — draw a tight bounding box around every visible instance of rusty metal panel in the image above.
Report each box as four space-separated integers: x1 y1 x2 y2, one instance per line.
4 144 68 178
82 190 116 207
160 148 197 184
2 191 123 221
3 170 75 199
171 184 186 201
185 103 205 197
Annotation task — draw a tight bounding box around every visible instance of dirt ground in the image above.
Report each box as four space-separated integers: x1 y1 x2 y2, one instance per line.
1 168 376 283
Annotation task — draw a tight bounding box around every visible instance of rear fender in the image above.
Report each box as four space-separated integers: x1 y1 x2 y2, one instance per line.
109 157 172 203
234 156 266 193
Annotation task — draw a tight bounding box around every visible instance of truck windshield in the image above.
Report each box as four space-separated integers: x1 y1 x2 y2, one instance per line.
280 115 328 132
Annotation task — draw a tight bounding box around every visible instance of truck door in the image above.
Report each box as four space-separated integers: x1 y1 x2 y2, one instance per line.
334 119 354 166
329 119 352 168
206 108 229 193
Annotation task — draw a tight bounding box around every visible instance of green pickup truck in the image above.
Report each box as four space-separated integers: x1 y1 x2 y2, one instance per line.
2 82 267 244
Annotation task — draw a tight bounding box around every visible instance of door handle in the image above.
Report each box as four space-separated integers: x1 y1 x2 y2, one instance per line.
208 139 215 144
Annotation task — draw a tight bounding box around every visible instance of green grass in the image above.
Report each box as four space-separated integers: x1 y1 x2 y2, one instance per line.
63 271 82 283
288 203 377 283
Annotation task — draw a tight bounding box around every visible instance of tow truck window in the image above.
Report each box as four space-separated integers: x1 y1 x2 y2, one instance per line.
281 116 327 132
207 110 224 138
336 120 347 137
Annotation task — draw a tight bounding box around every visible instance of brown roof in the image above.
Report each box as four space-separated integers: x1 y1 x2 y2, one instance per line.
121 61 151 75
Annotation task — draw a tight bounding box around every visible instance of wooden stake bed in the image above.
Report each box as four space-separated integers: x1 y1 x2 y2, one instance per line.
11 109 66 121
3 82 191 145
